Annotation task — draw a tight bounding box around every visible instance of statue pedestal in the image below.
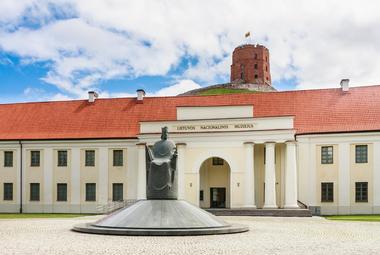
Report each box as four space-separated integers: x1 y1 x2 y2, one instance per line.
73 200 248 236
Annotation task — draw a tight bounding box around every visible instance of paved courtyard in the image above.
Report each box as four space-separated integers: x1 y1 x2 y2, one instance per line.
0 215 380 254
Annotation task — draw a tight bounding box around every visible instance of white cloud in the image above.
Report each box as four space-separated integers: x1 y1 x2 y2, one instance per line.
151 80 201 96
22 86 74 102
98 79 201 98
15 79 201 103
1 0 380 99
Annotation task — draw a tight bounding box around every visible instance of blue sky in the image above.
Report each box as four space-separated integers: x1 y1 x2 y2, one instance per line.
0 1 379 103
0 53 192 102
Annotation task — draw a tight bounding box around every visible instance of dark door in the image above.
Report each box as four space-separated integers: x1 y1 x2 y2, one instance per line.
210 187 226 208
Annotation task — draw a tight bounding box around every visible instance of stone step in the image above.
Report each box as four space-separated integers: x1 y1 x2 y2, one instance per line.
206 208 312 217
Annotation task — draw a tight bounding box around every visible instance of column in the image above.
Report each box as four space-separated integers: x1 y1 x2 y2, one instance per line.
98 147 109 205
284 141 299 208
43 148 53 212
176 143 186 200
21 146 27 212
15 147 21 207
136 143 147 200
373 142 380 213
264 142 277 208
71 148 81 213
338 143 350 214
244 142 256 208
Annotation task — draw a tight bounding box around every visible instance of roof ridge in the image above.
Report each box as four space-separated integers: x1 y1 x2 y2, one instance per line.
0 84 380 106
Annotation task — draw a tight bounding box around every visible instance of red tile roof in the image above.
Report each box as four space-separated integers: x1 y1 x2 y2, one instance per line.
0 85 379 140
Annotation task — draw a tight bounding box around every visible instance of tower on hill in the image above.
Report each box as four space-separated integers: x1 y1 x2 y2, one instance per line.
179 43 275 96
230 44 271 85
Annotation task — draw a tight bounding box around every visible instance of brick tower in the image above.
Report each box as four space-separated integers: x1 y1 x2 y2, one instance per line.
230 44 271 86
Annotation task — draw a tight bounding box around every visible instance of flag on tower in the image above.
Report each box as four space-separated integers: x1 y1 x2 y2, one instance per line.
245 32 251 38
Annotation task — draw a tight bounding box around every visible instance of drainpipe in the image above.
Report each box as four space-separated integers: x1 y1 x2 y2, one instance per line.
19 140 23 213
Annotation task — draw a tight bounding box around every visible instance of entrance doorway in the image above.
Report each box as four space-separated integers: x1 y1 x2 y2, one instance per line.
199 157 231 208
210 187 226 208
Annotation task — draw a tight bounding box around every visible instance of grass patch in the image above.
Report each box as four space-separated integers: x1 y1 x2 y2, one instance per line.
324 215 380 222
0 213 94 219
199 88 259 95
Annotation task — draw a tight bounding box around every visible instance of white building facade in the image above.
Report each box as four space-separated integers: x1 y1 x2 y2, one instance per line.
0 94 379 215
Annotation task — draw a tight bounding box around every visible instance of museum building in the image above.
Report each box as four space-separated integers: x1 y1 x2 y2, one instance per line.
0 44 379 215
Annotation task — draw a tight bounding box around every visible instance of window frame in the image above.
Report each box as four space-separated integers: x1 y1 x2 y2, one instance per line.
321 146 334 164
30 151 40 167
212 157 224 166
355 145 368 164
85 183 96 201
321 182 334 202
57 183 67 202
112 183 123 201
85 150 95 167
355 182 368 203
3 183 13 201
57 150 68 167
113 150 124 167
30 183 40 201
4 151 13 167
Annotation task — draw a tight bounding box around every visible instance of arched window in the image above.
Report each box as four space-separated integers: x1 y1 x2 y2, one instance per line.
240 64 245 79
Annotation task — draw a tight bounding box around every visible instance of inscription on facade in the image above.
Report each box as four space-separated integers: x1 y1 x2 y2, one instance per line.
175 123 255 132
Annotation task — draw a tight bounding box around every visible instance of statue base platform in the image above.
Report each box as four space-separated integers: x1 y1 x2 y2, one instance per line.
72 200 248 236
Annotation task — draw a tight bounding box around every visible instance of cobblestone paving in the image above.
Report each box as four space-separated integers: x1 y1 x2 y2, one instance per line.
1 215 380 255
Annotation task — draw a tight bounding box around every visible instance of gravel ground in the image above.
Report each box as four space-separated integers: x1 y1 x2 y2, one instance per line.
0 215 380 255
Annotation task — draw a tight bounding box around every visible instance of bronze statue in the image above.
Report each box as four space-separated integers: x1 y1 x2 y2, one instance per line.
146 127 178 199
73 126 248 235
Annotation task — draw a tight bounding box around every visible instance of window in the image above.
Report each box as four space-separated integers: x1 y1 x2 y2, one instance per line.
85 150 95 167
254 63 258 69
85 183 96 201
212 157 224 166
355 182 368 202
265 65 268 71
30 183 40 201
254 74 258 79
355 145 368 163
112 183 123 201
57 150 67 167
254 53 257 59
321 182 333 202
57 183 67 201
31 151 40 167
4 151 13 167
3 183 13 200
321 146 333 164
200 190 204 201
240 64 245 80
113 150 123 167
